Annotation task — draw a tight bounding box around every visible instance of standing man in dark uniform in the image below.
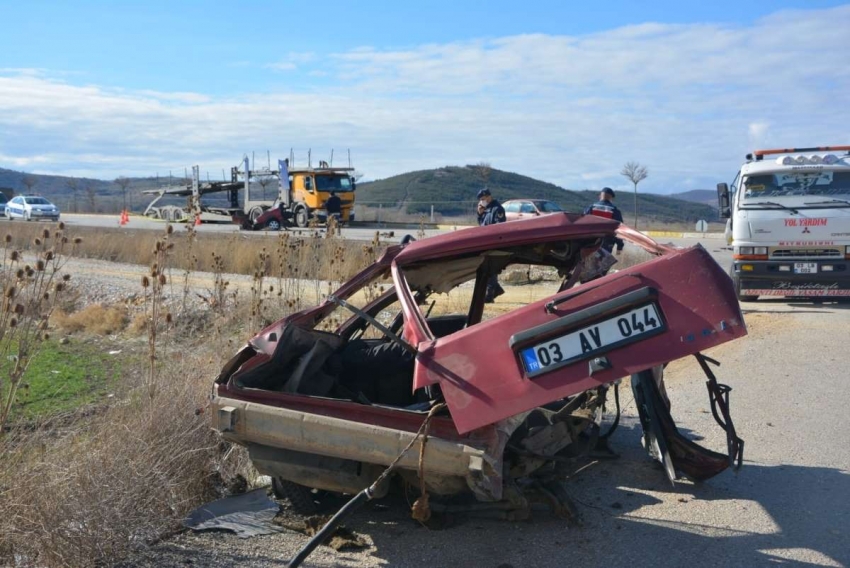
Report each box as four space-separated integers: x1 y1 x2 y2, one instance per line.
476 188 507 302
583 187 624 255
326 191 342 223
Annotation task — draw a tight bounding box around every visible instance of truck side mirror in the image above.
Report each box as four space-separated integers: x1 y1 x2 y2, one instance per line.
305 177 313 192
350 177 356 191
717 183 731 219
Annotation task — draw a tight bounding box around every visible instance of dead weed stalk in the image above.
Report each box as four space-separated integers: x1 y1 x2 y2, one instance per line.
141 224 174 400
0 225 76 432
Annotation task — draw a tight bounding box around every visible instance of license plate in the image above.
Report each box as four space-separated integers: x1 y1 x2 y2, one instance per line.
793 263 817 274
520 303 664 377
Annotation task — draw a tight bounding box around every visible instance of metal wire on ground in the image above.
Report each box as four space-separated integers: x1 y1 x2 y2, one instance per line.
286 402 446 568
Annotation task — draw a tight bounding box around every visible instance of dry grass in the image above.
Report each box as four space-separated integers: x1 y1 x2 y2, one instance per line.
0 223 378 567
4 224 374 283
52 304 128 335
0 352 248 567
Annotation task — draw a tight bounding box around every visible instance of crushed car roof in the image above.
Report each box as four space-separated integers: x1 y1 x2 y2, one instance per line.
394 213 620 263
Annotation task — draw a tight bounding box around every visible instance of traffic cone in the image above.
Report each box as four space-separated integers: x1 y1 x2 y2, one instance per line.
123 210 129 225
194 213 202 227
119 209 128 226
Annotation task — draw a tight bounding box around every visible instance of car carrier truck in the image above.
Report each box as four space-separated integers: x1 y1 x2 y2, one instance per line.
717 145 850 300
141 152 357 228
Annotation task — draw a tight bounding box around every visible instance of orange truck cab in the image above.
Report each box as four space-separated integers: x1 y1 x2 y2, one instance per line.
283 162 356 227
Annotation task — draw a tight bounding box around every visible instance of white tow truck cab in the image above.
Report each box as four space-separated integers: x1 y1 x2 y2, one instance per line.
717 146 850 301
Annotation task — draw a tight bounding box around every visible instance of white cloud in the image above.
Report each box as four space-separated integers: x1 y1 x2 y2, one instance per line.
265 52 317 72
748 122 771 148
1 6 849 195
265 62 297 72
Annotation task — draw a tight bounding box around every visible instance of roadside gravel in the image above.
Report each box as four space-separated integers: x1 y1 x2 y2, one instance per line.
59 256 257 311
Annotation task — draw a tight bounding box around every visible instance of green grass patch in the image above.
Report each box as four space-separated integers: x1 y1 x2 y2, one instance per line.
2 339 125 422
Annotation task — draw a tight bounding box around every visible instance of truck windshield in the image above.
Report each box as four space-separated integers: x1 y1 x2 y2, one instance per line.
741 171 850 203
315 175 353 192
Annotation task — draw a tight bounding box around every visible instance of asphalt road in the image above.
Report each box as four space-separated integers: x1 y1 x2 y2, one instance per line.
34 215 848 567
5 214 732 250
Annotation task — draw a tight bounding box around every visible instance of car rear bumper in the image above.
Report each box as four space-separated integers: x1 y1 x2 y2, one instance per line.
734 259 850 296
211 391 505 500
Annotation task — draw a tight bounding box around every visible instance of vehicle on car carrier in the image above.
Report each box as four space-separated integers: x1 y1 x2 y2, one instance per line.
718 145 850 300
211 213 746 521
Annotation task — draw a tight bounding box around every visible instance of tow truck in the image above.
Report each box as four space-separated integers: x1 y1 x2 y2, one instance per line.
717 145 850 300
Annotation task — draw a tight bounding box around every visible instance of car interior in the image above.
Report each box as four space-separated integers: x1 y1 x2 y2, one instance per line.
227 237 605 411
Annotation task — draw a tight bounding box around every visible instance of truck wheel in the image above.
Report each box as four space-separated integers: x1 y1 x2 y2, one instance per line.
271 477 321 514
294 206 309 228
248 207 264 223
730 270 758 302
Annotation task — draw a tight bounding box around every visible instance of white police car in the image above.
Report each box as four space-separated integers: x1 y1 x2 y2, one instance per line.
5 195 61 222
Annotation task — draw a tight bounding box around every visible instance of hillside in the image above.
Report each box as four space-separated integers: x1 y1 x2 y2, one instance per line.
0 168 227 213
670 189 718 207
1 164 720 223
0 167 166 212
358 165 719 223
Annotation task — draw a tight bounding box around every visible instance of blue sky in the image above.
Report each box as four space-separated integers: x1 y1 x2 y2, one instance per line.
2 1 849 193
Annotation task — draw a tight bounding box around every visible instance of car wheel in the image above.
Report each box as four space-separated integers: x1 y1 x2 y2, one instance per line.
271 477 323 514
266 219 281 231
24 212 31 222
294 206 309 228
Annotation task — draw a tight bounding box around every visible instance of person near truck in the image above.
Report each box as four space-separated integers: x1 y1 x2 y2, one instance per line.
326 191 342 223
583 187 624 255
476 188 506 302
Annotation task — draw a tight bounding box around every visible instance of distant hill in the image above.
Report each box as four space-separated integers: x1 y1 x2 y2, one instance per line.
358 165 719 223
1 164 720 223
0 168 184 213
670 189 718 207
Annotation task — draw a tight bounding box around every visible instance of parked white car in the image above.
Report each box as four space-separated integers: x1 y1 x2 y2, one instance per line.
5 195 61 222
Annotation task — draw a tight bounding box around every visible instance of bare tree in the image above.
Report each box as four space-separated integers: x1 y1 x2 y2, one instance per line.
255 175 276 201
621 161 648 229
21 174 37 194
114 177 131 211
65 179 79 213
84 183 97 212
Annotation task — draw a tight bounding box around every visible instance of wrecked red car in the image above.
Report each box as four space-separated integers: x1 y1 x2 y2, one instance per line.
212 213 746 519
233 205 293 231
